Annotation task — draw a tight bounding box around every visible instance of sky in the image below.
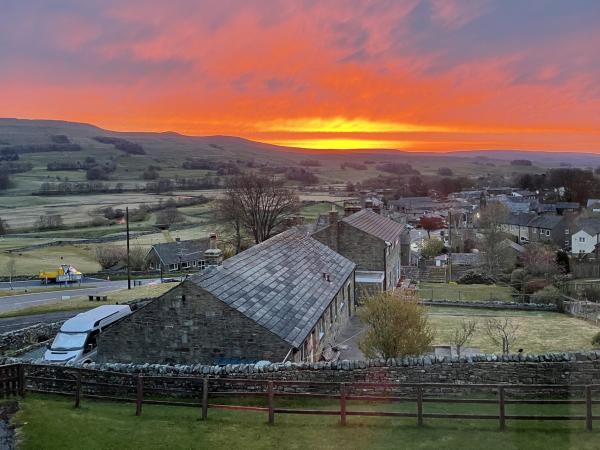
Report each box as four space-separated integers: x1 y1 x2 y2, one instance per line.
1 0 600 152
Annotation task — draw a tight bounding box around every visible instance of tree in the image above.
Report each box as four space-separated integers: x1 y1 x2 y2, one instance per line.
451 319 478 357
478 203 511 275
522 244 560 278
6 256 16 290
215 191 245 254
421 238 445 259
437 167 453 176
0 217 8 235
419 216 444 238
224 174 300 244
484 318 519 354
358 293 434 359
95 246 127 269
156 207 184 225
128 246 148 271
35 214 63 231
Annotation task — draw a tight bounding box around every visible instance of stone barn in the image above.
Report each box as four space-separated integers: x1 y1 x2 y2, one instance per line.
312 208 406 299
97 229 356 365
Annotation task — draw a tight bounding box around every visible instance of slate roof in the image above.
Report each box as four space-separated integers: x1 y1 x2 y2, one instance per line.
586 199 600 208
527 214 564 230
575 218 600 236
341 209 406 243
148 239 210 266
389 197 437 209
189 229 355 348
504 213 535 227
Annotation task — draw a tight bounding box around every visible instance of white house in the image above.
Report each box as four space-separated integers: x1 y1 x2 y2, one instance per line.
571 219 600 254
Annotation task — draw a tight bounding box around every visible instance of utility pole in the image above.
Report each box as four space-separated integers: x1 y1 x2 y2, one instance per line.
126 207 131 290
447 210 452 283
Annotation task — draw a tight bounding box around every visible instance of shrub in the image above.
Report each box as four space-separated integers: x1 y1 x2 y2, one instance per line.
457 270 495 285
95 246 127 269
510 268 528 292
359 293 434 359
530 286 562 305
592 331 600 347
524 279 550 295
421 238 445 259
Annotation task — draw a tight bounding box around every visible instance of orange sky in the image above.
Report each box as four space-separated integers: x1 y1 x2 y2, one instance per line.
2 1 600 152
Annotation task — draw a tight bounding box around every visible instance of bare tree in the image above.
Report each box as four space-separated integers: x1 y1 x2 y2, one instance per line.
156 207 183 225
478 203 511 275
484 317 519 354
35 214 64 231
95 246 127 269
451 319 478 357
0 218 8 236
224 174 300 244
6 256 16 290
215 192 244 254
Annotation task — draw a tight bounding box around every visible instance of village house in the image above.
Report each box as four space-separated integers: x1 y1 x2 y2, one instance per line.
145 237 211 272
499 213 535 243
527 215 569 247
97 229 356 365
571 218 600 254
311 208 406 299
388 196 439 225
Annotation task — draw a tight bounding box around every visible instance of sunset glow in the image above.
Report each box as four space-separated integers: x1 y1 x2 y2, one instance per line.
2 1 600 152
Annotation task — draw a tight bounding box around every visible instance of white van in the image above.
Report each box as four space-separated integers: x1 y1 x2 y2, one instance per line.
44 305 132 364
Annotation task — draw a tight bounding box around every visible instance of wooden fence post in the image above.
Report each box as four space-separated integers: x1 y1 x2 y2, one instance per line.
201 378 209 420
416 386 423 427
267 381 274 425
498 386 506 431
586 386 593 432
340 383 347 426
135 375 143 416
74 372 81 408
18 365 25 398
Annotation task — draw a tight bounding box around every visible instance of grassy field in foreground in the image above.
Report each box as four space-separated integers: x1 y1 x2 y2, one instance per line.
15 394 600 450
0 283 178 318
420 283 515 302
428 306 600 354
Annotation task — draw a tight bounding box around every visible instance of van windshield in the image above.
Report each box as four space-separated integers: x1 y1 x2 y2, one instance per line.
51 332 88 351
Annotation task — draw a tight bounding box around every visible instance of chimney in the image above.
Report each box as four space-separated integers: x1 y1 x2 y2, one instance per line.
328 205 338 225
204 232 223 266
365 199 373 210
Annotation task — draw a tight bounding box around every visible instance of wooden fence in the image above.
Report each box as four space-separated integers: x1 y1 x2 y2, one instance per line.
1 363 598 431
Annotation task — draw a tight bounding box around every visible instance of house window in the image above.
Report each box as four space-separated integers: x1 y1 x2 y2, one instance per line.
199 260 206 270
169 263 178 271
181 262 190 269
545 230 550 236
580 237 586 242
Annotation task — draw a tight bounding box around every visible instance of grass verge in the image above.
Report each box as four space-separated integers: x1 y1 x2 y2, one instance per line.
0 283 178 318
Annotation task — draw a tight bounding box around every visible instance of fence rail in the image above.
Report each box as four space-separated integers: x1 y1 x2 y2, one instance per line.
1 363 599 431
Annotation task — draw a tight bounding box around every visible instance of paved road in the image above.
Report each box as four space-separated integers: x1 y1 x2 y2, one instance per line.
0 276 105 289
0 311 81 333
0 279 160 313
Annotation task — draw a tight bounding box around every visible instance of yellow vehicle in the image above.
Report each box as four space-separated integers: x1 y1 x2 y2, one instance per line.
39 264 83 283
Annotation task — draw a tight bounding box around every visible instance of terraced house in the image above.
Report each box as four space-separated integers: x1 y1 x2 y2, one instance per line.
97 229 356 365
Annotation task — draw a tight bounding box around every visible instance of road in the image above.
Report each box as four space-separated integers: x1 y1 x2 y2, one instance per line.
0 279 159 314
0 311 80 333
0 276 105 289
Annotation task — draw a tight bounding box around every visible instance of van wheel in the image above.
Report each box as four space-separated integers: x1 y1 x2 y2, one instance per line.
83 360 92 364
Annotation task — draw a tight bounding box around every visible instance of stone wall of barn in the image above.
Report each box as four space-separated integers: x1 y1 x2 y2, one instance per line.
96 282 292 365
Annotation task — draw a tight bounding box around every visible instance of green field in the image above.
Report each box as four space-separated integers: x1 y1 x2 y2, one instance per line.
420 283 515 302
14 394 600 450
428 307 600 354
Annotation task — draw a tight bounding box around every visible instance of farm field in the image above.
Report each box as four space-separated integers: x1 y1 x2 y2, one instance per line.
428 306 600 354
419 283 515 302
15 394 600 450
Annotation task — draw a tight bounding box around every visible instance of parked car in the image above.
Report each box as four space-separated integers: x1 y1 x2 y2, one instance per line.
44 305 132 364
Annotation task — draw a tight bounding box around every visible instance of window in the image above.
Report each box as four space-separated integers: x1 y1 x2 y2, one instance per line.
579 237 586 242
545 230 550 236
199 260 206 270
170 263 178 271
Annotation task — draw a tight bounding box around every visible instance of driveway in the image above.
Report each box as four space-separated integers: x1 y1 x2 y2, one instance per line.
336 314 366 360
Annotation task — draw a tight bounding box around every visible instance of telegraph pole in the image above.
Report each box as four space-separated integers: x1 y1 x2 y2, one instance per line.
126 207 131 290
447 210 452 283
